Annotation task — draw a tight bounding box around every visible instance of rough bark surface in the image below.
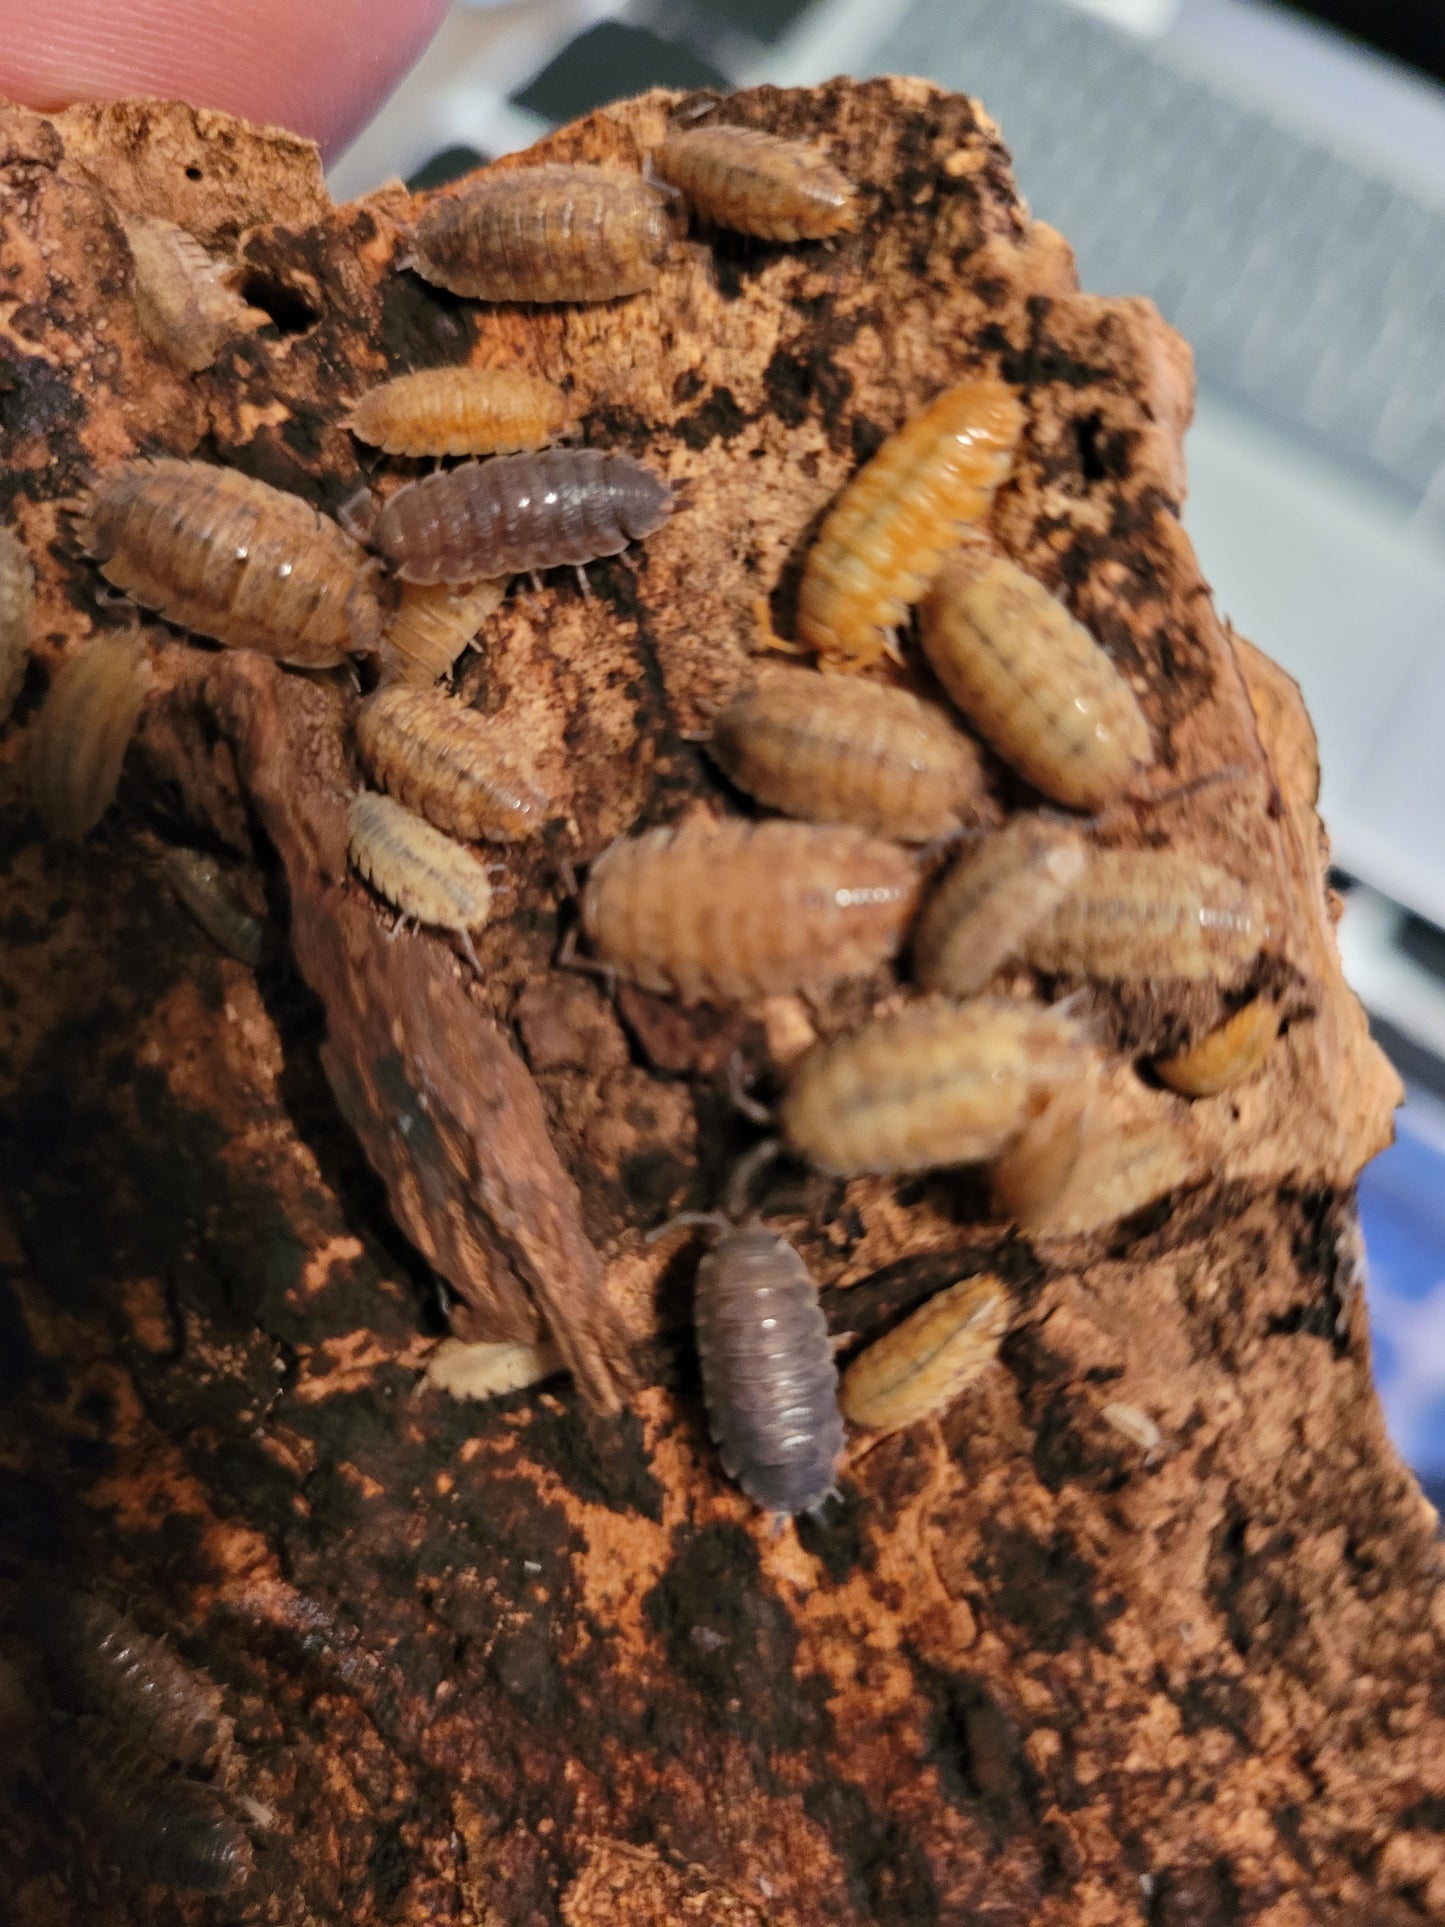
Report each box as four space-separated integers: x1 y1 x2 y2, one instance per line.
0 79 1439 1926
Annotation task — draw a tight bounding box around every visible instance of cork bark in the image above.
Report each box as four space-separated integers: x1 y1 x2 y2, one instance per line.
0 77 1440 1926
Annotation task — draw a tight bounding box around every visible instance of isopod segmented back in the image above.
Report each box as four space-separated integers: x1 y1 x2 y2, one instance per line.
378 577 505 686
30 635 153 841
347 789 497 952
840 1274 1012 1433
656 123 859 241
349 366 568 458
355 684 552 842
1021 849 1264 982
913 815 1088 996
123 216 267 374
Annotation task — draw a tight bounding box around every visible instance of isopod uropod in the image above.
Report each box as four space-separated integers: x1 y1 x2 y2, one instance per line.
30 1586 230 1770
655 123 859 240
0 523 34 726
687 1214 845 1518
410 163 675 303
30 635 153 840
1154 997 1282 1094
913 815 1088 996
80 459 382 666
579 816 918 1005
374 449 675 586
778 996 1094 1176
919 546 1153 808
355 684 551 842
378 577 506 686
707 667 991 844
347 790 497 964
123 216 267 374
1020 849 1265 982
795 379 1024 669
348 366 568 458
840 1274 1012 1433
46 1716 253 1894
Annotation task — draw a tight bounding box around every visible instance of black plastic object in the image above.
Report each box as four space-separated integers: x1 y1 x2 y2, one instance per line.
511 22 729 121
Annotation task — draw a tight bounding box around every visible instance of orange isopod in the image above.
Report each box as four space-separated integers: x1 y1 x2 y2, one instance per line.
378 577 505 686
778 996 1093 1176
81 460 381 667
348 366 568 458
919 547 1153 808
655 123 859 241
0 524 33 725
579 816 917 1004
1021 850 1265 981
124 216 267 374
410 164 674 303
795 379 1024 670
840 1274 1012 1432
354 685 551 842
1154 997 1282 1095
30 636 154 840
708 667 990 843
347 790 497 966
913 816 1088 996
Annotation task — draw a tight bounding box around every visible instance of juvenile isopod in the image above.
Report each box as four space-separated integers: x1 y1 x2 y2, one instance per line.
347 790 497 964
0 523 34 725
378 577 505 685
80 459 381 666
123 216 267 374
410 163 674 303
655 123 859 240
422 1336 564 1400
348 366 568 458
840 1274 1011 1433
30 635 153 840
159 847 268 967
778 997 1094 1176
30 1587 230 1770
707 667 990 843
1020 850 1265 982
913 816 1088 996
795 379 1023 669
374 449 675 586
1154 997 1282 1094
578 816 917 1004
46 1715 253 1893
683 1214 844 1517
919 546 1153 807
355 684 551 842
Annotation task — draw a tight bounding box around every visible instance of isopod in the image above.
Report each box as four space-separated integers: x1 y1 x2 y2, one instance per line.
378 577 505 685
990 1081 1092 1227
913 816 1088 996
707 667 990 843
1100 1401 1162 1456
159 847 268 967
375 449 675 586
1154 997 1282 1094
689 1216 844 1517
46 1715 253 1893
123 216 267 374
423 1336 564 1400
80 459 381 666
410 163 674 303
355 685 551 842
919 546 1153 807
348 366 568 458
30 635 153 840
578 816 917 1004
0 523 34 725
1021 850 1265 981
30 1587 230 1770
840 1274 1011 1433
994 1097 1199 1236
795 379 1023 669
778 996 1093 1176
347 790 497 963
655 123 859 240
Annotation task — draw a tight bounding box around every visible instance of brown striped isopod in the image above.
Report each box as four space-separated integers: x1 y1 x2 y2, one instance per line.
795 379 1023 669
707 667 990 843
1020 849 1266 982
578 816 917 1004
348 366 568 457
29 1586 230 1769
374 448 675 586
378 577 505 685
410 163 675 303
123 216 267 374
80 459 381 666
0 523 33 726
1154 997 1282 1095
30 635 153 840
159 847 268 967
355 684 551 842
347 790 497 964
655 123 859 240
913 815 1088 995
778 996 1094 1176
919 546 1153 807
46 1715 253 1893
840 1274 1012 1433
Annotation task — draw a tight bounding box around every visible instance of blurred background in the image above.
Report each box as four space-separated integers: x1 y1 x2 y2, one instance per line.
331 0 1445 1503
